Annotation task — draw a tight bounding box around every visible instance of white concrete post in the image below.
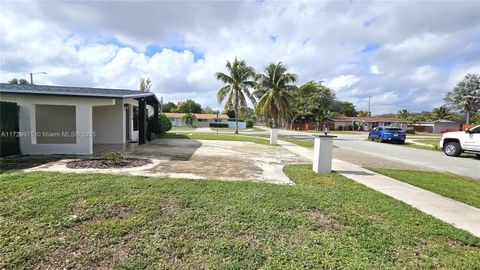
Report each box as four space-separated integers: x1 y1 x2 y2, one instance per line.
75 105 93 155
270 128 278 145
312 135 337 173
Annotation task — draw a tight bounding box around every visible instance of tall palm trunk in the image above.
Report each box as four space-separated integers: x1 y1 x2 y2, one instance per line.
235 88 239 134
466 110 470 125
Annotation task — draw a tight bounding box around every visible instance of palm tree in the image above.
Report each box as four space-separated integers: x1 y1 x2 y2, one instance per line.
215 58 256 134
432 106 451 120
357 110 369 117
254 62 297 128
445 73 480 124
182 113 196 127
140 77 152 92
397 109 409 119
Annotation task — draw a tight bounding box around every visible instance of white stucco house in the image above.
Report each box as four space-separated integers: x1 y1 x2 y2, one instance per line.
413 119 461 133
0 83 160 155
165 112 247 129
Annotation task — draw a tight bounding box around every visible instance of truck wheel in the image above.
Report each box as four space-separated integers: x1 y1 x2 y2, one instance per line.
476 154 480 159
443 142 462 157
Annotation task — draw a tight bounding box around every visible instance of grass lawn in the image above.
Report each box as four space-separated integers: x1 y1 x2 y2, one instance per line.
209 127 265 132
1 166 479 268
280 136 314 148
368 168 480 208
412 139 440 147
162 132 272 145
171 126 196 131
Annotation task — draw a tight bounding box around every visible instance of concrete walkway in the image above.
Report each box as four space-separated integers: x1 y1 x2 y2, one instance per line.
278 139 480 237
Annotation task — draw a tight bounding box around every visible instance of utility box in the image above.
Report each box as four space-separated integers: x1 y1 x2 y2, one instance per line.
312 135 337 173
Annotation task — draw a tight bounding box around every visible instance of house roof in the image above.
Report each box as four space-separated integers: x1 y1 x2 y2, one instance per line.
0 83 160 105
164 112 229 119
329 117 407 123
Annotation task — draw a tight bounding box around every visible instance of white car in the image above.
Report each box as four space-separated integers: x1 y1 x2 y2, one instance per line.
440 125 480 158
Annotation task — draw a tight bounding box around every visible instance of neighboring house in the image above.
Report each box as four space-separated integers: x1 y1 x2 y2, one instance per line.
165 112 247 128
0 83 160 155
413 119 461 133
328 117 408 131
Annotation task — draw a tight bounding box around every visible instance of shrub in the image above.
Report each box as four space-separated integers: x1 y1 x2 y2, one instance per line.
210 123 229 128
245 118 255 128
104 152 125 164
148 114 172 135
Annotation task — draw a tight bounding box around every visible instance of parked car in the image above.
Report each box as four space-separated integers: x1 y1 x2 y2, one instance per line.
440 125 480 158
368 126 406 144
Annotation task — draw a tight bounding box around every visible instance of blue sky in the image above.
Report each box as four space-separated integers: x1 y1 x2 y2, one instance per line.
1 0 479 114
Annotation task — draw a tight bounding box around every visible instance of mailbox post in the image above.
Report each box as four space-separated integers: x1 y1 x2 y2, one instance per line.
312 135 337 173
270 128 278 145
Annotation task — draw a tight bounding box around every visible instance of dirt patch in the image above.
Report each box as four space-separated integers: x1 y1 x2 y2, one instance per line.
66 158 152 169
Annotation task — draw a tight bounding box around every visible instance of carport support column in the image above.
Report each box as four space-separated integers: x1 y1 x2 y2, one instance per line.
312 135 337 173
153 105 159 135
76 105 93 155
138 98 146 144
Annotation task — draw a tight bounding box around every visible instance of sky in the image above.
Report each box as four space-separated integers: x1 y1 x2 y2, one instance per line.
0 0 479 114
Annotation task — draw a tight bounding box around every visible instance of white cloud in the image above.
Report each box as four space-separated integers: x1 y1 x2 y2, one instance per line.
410 65 438 83
370 65 382 75
0 1 479 114
327 75 361 91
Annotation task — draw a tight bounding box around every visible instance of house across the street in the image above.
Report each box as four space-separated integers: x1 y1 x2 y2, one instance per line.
328 117 408 131
412 119 461 133
165 112 246 128
0 83 160 155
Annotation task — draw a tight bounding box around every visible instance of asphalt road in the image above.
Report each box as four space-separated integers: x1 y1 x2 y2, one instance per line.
271 129 479 179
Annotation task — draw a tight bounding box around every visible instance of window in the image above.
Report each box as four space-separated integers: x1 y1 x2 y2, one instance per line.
197 119 208 122
214 119 223 123
133 106 138 131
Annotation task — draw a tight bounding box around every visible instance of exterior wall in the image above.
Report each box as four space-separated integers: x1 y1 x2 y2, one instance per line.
169 117 229 127
433 122 460 133
0 93 114 155
92 99 125 144
227 121 246 129
35 105 76 144
334 121 407 131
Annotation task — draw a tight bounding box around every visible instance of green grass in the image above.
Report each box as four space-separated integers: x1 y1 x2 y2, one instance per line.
209 127 265 132
412 139 440 147
0 166 478 268
368 168 480 208
162 132 273 145
280 136 314 148
170 126 196 131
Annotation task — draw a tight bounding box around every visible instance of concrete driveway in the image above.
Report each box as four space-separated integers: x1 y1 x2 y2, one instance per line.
26 138 308 185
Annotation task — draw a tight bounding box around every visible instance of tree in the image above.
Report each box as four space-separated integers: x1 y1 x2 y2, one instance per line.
397 109 410 119
215 58 256 134
175 99 202 113
182 113 197 127
202 106 216 114
289 81 333 129
445 73 480 124
162 102 177 113
331 101 357 117
9 78 29 85
148 114 172 135
432 106 452 120
254 62 297 128
357 110 369 117
139 77 152 92
225 109 236 119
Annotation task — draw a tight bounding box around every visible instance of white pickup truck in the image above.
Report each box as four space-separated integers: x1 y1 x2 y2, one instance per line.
440 125 480 158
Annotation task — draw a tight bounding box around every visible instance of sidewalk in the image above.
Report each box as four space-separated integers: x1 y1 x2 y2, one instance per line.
279 139 480 237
